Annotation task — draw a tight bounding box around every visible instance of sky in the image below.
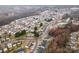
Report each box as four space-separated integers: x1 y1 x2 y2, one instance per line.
0 0 78 5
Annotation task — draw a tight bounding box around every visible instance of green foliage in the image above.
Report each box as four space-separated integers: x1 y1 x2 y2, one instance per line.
32 31 39 37
40 23 43 27
15 32 20 37
21 30 26 35
34 27 38 31
32 26 39 37
34 32 39 37
15 30 26 37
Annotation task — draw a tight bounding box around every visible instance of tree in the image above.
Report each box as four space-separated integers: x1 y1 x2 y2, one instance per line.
33 31 39 37
9 33 11 37
15 32 20 37
34 27 38 31
40 23 43 26
15 30 26 37
21 30 26 35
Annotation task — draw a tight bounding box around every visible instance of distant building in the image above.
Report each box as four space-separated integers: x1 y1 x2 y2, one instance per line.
70 32 78 50
44 16 53 22
57 18 72 29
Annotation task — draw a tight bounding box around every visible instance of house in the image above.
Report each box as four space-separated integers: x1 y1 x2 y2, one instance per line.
3 47 8 52
26 33 35 40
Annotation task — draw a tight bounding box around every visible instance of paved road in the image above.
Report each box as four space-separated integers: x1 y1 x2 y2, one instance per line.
31 23 50 53
33 21 55 53
31 39 38 53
